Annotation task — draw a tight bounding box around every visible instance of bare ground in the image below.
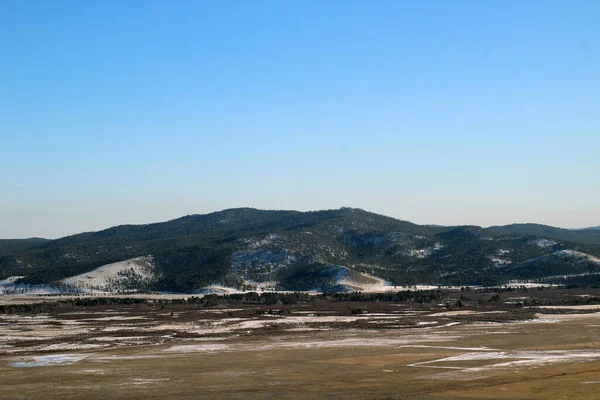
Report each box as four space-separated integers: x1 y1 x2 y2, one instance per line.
2 289 600 399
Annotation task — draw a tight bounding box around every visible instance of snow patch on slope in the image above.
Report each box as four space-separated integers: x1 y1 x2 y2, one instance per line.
554 250 600 263
519 250 600 265
530 239 558 248
61 256 156 292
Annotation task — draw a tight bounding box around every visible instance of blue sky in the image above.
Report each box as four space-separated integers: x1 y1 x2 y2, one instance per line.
1 0 599 238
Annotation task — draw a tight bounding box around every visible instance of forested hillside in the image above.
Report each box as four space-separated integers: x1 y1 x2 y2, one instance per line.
0 238 49 257
1 208 599 292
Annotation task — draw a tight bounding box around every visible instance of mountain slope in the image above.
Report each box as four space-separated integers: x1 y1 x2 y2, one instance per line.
61 256 157 292
2 208 600 292
0 238 50 257
488 223 600 244
578 226 600 231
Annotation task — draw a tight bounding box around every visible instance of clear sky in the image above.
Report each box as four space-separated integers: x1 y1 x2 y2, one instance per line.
1 0 599 238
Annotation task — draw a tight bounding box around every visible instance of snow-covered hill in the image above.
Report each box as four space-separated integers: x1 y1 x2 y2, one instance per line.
61 256 157 292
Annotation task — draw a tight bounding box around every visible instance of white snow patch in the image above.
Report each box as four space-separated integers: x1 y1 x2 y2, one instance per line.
399 345 496 351
12 354 89 367
83 316 148 321
131 378 171 385
503 281 561 288
61 256 156 292
0 276 25 285
248 334 462 351
396 285 465 290
490 257 510 266
40 343 107 351
193 285 243 295
409 349 600 380
164 344 229 352
101 326 138 332
338 271 393 293
91 336 150 342
530 239 558 248
405 245 442 259
537 305 600 310
427 310 506 317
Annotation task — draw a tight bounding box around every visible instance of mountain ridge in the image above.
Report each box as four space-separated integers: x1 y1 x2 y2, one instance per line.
0 238 51 257
1 208 599 293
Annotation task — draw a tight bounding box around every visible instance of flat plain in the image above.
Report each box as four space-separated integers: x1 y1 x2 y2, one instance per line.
2 289 600 399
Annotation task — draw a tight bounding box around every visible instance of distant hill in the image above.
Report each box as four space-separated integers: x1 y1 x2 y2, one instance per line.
1 208 600 292
0 238 49 257
487 223 600 244
579 226 600 231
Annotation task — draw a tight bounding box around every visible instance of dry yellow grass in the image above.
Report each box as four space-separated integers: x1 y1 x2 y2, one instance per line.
2 311 600 399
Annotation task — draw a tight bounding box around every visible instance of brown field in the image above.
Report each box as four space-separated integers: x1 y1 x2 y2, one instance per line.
2 289 600 399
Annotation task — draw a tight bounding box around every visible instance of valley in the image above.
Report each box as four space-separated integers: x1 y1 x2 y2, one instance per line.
2 287 600 399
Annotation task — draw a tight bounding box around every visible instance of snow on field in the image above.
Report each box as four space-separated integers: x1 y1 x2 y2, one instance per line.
0 314 51 321
164 344 229 352
83 316 148 321
101 326 139 332
61 256 156 291
285 327 327 332
537 304 600 310
0 276 62 295
399 345 496 351
246 334 463 351
427 310 506 317
193 285 243 295
441 322 461 327
502 281 561 288
131 378 171 385
40 343 107 351
396 285 465 290
409 349 600 380
204 308 245 313
12 354 89 367
146 313 423 337
92 336 149 342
